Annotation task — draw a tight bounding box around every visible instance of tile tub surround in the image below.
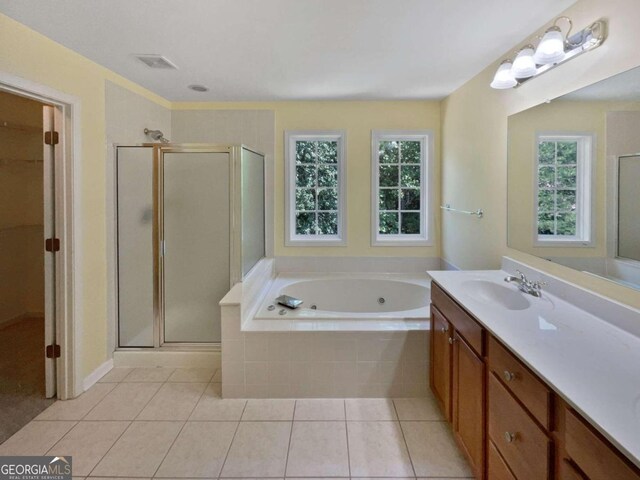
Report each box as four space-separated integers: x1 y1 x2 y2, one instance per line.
222 317 429 398
221 257 432 398
0 369 472 479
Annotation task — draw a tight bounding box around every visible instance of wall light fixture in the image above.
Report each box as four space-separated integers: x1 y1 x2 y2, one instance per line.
490 17 606 90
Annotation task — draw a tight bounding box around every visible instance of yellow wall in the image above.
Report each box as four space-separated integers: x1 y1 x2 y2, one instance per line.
0 13 170 378
441 0 640 308
173 100 441 257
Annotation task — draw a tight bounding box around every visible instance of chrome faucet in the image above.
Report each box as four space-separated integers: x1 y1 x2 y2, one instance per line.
504 270 547 297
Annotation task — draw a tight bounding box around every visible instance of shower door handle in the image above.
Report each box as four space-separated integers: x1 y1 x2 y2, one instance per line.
161 240 166 256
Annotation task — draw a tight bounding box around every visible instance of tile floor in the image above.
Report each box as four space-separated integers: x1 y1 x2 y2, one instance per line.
0 366 473 479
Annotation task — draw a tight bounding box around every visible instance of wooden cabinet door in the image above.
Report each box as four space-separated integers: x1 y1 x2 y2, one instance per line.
453 331 485 479
430 305 452 421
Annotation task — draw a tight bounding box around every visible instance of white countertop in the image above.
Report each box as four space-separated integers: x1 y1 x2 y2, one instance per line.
428 269 640 469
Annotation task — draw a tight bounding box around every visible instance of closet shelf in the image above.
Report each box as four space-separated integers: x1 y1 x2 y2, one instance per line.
0 120 42 134
0 158 43 166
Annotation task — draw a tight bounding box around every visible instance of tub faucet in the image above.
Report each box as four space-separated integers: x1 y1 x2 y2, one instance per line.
504 270 547 298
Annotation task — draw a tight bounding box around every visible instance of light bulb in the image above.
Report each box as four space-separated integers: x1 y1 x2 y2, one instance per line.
534 26 565 64
490 60 517 89
511 46 538 78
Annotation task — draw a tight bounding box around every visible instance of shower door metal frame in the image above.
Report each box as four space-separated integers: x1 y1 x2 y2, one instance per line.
155 144 239 348
115 143 266 350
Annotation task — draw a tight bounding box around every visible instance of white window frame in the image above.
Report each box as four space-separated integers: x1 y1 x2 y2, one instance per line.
371 130 434 246
533 132 595 247
285 130 347 246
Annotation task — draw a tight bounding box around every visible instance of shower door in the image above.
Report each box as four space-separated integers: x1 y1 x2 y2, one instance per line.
161 150 230 344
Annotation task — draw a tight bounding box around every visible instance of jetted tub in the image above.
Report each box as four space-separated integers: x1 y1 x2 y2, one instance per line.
251 273 430 331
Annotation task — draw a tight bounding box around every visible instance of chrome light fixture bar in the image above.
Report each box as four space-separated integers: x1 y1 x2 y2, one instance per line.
490 17 606 90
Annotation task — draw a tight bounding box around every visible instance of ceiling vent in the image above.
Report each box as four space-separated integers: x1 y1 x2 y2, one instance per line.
135 54 178 70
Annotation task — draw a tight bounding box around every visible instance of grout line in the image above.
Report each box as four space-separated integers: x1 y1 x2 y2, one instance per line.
150 420 188 478
131 382 165 421
393 399 417 479
217 400 248 479
84 419 132 477
344 399 351 478
283 400 296 478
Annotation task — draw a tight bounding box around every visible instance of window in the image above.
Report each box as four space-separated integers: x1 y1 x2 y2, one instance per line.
535 133 594 246
285 131 346 245
371 131 433 246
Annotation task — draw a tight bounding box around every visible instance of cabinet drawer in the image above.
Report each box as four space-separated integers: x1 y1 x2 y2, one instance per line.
565 408 640 480
431 282 484 356
488 440 516 480
489 373 551 480
488 336 552 429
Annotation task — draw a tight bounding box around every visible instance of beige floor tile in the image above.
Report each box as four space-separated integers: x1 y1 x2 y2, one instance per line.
286 421 349 477
393 396 444 421
46 421 129 476
189 385 246 421
220 422 291 477
122 367 175 382
97 368 134 383
345 398 398 420
137 383 206 421
84 383 162 420
35 384 116 420
347 421 414 477
168 368 215 383
401 421 472 477
155 421 237 478
0 421 76 455
241 399 295 421
90 421 183 477
294 399 345 421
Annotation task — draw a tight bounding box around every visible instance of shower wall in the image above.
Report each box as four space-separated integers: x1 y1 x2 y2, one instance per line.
0 91 44 324
171 109 275 257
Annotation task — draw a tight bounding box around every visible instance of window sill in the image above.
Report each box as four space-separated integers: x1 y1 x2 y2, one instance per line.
372 236 433 247
285 236 347 247
534 238 594 247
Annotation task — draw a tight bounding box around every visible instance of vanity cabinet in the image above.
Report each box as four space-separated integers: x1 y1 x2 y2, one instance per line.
430 305 452 420
557 405 640 480
430 282 485 479
429 280 640 480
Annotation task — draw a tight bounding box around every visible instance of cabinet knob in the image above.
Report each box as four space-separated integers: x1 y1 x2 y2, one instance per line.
448 337 453 345
503 370 516 382
441 325 448 333
504 431 517 443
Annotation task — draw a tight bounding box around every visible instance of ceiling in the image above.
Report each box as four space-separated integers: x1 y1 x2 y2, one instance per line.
0 0 575 101
562 66 640 102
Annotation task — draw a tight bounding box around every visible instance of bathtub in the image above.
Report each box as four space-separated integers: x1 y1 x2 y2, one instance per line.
249 273 430 331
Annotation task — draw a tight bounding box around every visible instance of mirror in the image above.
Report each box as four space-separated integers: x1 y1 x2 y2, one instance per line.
508 66 640 290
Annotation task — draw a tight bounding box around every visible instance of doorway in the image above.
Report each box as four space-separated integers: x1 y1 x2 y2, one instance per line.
0 90 57 443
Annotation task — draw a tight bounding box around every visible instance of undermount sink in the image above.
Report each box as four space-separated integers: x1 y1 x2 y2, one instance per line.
461 279 531 311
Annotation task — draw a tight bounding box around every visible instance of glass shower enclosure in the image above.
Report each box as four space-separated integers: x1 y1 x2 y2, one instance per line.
115 144 265 348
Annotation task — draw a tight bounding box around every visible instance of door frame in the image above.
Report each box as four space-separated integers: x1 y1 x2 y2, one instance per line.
0 71 82 399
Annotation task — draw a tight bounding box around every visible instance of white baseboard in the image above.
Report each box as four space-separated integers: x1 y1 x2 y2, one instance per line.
83 358 114 391
113 350 221 369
